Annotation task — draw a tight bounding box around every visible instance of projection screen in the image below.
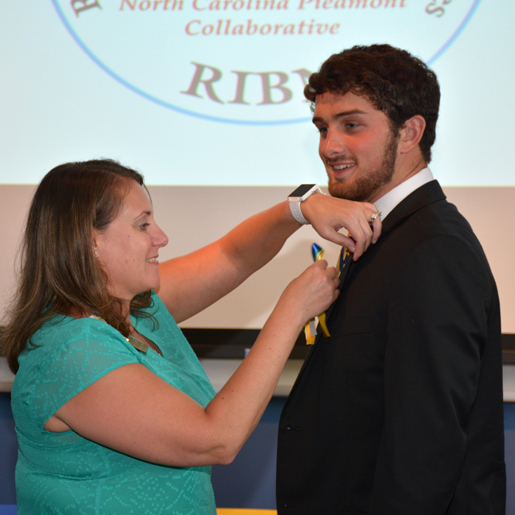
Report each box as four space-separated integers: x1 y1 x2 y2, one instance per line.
1 1 514 336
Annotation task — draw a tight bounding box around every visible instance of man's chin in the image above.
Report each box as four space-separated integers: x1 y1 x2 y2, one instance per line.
329 181 368 202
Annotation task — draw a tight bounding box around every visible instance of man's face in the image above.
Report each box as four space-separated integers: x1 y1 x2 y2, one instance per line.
313 91 400 202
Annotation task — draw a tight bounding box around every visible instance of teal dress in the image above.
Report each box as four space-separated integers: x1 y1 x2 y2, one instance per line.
11 293 217 515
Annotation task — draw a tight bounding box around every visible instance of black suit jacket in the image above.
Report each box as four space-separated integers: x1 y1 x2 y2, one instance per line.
277 181 506 514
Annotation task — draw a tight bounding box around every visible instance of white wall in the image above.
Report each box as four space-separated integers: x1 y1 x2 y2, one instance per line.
1 184 514 333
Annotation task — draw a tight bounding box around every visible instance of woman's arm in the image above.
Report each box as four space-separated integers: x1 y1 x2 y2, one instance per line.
157 195 380 323
45 260 339 467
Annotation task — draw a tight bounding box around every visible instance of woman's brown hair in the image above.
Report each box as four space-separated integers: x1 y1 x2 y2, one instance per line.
2 159 155 373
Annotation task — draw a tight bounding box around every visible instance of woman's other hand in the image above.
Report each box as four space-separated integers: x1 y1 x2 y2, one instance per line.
276 260 339 329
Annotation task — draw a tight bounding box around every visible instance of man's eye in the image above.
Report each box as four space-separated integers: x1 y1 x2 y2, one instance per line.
317 127 328 136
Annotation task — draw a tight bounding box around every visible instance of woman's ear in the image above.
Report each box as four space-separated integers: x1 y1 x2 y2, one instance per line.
398 115 426 155
92 231 99 257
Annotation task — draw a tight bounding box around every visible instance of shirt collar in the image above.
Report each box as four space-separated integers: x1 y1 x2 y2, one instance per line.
373 167 434 221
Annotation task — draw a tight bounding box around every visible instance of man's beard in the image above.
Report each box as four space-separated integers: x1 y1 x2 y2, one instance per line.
328 132 399 202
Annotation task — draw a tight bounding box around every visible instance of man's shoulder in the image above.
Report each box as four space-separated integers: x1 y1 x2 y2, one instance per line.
387 181 477 245
409 195 479 249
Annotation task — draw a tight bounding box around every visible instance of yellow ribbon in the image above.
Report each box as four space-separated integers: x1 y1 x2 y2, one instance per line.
305 244 331 345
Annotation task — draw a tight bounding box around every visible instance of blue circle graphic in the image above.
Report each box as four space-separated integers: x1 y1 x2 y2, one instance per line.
51 0 481 126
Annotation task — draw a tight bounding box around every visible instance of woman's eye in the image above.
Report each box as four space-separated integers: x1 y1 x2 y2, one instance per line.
140 223 150 231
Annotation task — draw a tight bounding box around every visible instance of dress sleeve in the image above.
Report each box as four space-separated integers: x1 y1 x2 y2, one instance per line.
28 317 140 429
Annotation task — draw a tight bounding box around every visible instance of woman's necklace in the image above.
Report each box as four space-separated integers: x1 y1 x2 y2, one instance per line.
129 329 163 356
89 315 162 356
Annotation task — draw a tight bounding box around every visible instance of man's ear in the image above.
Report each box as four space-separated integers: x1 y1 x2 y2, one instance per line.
398 115 426 155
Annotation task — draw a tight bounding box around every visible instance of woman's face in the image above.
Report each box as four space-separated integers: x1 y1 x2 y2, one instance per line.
94 180 168 303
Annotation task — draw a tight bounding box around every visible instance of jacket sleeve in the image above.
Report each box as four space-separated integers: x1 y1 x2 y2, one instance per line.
368 234 499 514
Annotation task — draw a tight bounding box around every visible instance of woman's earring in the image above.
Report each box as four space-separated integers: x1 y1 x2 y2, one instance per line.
94 250 98 257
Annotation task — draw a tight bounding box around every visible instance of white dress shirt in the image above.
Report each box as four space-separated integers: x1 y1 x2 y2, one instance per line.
374 167 434 221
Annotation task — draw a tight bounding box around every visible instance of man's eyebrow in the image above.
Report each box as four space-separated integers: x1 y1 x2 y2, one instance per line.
312 109 367 124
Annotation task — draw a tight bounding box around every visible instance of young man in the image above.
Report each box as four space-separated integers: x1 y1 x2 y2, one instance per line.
277 44 506 514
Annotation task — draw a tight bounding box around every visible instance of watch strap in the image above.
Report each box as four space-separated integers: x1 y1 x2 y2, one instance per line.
288 185 323 225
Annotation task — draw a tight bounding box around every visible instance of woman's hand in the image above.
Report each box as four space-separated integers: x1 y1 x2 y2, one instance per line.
275 260 340 330
300 193 382 260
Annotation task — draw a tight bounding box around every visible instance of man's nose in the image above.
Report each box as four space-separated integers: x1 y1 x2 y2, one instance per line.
321 129 345 157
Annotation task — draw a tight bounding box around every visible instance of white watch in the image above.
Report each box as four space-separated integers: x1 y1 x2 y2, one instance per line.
288 184 324 225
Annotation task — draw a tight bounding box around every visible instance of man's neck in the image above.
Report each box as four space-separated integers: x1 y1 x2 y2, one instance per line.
370 156 427 203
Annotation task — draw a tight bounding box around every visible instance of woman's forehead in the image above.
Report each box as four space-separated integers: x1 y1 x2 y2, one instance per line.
119 181 153 217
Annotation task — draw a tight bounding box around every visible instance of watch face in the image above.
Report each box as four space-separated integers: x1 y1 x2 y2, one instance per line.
288 184 316 198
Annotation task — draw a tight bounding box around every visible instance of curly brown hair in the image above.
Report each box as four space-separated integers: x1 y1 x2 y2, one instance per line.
2 159 156 373
305 44 440 163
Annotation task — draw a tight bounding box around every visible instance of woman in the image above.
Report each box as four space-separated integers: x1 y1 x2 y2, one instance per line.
3 159 380 514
